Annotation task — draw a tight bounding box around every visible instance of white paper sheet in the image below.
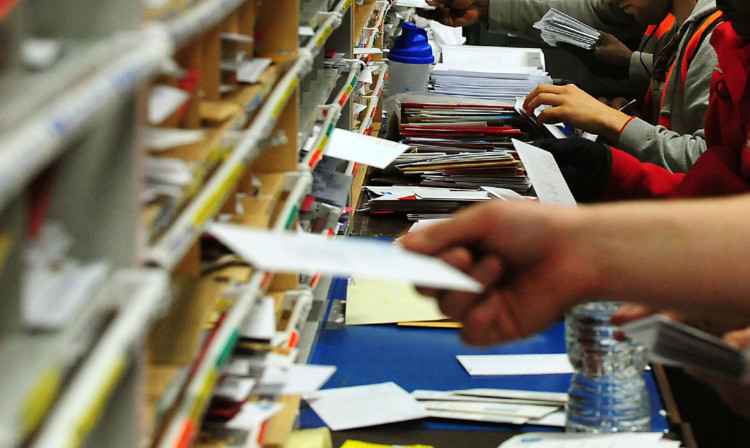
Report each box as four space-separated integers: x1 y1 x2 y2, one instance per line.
529 410 567 427
303 382 428 430
413 389 566 406
512 139 577 208
353 47 383 55
207 224 482 292
428 409 528 425
255 364 337 395
441 45 545 71
144 127 206 150
148 85 190 124
359 67 374 84
498 432 679 448
422 400 558 419
457 353 573 376
408 218 451 233
240 296 276 340
324 128 410 168
455 388 568 404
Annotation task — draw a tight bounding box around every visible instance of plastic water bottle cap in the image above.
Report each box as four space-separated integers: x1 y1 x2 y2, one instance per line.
388 22 434 65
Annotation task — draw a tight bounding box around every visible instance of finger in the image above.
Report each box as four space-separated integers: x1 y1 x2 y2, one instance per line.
611 302 652 325
432 247 481 319
525 93 565 115
535 107 567 125
523 84 558 109
438 254 504 320
460 293 504 346
723 327 750 348
414 245 474 300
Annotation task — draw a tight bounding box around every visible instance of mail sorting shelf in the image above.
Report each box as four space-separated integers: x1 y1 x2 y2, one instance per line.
299 277 671 447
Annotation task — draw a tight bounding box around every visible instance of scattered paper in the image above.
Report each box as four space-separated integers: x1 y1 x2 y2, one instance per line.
512 139 577 207
240 296 277 340
303 382 428 430
144 127 206 150
359 67 374 84
237 58 272 84
353 47 383 55
213 377 257 402
148 85 190 124
457 353 573 376
254 364 337 395
324 128 410 168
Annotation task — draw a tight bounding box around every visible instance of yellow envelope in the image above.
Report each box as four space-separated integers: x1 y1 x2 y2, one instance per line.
345 277 448 325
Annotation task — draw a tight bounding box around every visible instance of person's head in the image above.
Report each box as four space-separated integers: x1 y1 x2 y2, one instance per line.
716 0 750 37
604 0 672 25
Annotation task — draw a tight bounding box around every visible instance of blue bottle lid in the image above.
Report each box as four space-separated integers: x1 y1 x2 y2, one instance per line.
388 22 435 65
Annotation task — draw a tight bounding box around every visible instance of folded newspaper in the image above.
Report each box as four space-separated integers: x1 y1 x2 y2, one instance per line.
533 8 601 50
621 314 750 382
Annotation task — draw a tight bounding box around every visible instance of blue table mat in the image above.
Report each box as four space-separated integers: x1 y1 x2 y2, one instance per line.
300 277 669 433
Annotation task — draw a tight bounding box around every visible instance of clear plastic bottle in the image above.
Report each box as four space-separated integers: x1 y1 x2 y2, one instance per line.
565 301 651 433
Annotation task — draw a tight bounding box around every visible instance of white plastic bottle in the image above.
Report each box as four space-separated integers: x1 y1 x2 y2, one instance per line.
386 22 434 96
565 301 651 432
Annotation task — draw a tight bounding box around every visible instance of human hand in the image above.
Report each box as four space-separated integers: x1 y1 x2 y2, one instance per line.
524 84 632 144
398 200 599 345
688 327 750 420
424 0 488 27
593 32 633 67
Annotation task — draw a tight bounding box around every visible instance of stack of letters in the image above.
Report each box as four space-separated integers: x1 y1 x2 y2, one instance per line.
533 8 601 50
430 45 552 101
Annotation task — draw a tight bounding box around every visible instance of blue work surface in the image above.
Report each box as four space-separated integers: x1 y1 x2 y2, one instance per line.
300 277 670 433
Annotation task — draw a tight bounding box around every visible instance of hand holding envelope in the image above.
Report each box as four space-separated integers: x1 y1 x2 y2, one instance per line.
206 223 483 293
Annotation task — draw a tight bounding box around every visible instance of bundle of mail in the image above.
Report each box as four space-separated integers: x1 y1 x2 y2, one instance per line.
358 185 528 220
395 151 531 191
412 388 568 427
303 383 567 431
430 45 552 101
533 8 601 50
391 102 536 194
621 314 750 382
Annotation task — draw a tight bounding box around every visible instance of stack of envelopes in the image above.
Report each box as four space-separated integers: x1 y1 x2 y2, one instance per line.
394 102 535 193
359 186 494 217
533 8 601 50
412 388 567 427
395 152 531 192
430 45 553 101
621 314 750 381
399 102 532 153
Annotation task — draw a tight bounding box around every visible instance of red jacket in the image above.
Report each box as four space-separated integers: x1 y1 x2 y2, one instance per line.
602 22 750 200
